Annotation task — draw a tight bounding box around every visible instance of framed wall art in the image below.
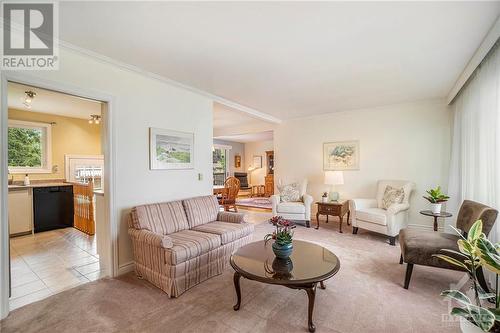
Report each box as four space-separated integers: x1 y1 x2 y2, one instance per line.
323 140 359 171
149 128 194 170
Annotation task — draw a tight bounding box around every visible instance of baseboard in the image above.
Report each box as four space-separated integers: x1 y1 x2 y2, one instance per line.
117 261 135 276
407 223 445 232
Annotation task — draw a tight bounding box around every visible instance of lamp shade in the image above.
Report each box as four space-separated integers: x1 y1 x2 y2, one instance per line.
324 171 344 185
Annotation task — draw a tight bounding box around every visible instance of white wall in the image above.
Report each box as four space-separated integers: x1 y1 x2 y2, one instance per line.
4 47 214 271
274 100 452 229
245 140 274 186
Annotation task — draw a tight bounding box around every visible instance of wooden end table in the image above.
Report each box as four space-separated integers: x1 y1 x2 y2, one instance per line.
420 210 452 231
251 185 265 197
315 200 350 233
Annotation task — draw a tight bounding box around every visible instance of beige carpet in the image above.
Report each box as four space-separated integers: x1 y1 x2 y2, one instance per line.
1 212 462 333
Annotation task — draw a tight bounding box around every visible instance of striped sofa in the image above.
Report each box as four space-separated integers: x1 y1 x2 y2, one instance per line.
128 195 254 297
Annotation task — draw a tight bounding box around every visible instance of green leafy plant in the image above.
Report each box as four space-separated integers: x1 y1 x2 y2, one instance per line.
423 186 450 203
264 216 295 246
434 220 500 332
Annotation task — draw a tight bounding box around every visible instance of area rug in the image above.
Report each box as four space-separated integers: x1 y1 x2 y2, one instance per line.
0 216 462 333
236 197 272 210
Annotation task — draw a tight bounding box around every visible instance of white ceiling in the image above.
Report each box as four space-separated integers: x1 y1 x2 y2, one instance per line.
8 82 102 119
215 131 274 143
59 2 500 120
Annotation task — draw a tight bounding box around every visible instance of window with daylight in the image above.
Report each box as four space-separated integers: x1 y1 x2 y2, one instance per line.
8 120 52 173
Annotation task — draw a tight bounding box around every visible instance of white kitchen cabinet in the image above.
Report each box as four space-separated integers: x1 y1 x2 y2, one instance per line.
8 188 33 236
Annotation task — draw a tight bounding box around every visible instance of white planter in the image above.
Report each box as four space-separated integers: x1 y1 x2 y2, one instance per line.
460 317 483 333
430 203 442 214
321 197 328 203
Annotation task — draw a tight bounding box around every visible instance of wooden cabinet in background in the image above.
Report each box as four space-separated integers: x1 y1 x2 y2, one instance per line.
265 150 274 197
265 174 274 197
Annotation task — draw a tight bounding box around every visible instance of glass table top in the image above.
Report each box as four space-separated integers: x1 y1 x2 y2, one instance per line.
230 240 340 284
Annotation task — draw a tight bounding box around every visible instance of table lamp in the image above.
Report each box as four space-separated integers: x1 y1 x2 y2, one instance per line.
247 165 257 185
324 171 344 201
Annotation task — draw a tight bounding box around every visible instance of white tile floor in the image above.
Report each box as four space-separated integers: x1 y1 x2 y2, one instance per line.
9 228 105 310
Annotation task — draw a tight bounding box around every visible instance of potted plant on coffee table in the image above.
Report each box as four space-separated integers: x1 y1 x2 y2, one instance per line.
434 220 500 332
264 216 295 259
423 186 450 214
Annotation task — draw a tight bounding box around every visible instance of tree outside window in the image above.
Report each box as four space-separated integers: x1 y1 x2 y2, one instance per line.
7 120 52 173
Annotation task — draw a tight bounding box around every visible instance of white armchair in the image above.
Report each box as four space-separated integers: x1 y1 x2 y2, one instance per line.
352 180 415 245
271 180 313 228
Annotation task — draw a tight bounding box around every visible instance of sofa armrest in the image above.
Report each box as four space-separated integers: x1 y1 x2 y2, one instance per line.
128 228 173 249
217 211 245 223
271 194 281 205
387 203 410 216
352 198 377 211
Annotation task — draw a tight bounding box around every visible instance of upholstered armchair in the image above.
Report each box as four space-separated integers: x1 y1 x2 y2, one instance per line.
271 179 313 227
352 180 415 245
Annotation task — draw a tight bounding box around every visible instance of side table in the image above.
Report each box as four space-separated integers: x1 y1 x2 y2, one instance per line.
251 185 265 197
315 200 350 233
420 210 452 231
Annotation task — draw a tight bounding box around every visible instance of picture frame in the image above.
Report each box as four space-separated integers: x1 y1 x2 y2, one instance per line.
253 155 262 168
323 140 359 171
234 155 241 168
149 127 194 170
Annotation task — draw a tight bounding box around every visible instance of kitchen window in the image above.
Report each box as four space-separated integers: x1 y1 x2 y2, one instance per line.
8 120 52 173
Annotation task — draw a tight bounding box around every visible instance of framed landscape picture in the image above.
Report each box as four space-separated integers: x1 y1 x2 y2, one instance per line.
323 140 359 170
149 128 194 170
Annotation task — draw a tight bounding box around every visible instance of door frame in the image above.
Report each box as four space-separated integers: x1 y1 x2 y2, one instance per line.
0 72 118 319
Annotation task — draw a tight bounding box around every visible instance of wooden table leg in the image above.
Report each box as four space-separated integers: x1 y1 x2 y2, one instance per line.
433 216 438 231
305 285 317 332
347 210 351 226
339 215 343 233
319 281 326 289
315 212 320 230
233 272 241 311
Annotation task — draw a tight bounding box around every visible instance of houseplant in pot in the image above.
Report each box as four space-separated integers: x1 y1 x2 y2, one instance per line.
423 186 450 214
264 216 295 259
434 220 500 332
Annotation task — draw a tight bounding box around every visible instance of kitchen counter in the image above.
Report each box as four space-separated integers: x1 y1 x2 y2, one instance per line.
8 182 73 190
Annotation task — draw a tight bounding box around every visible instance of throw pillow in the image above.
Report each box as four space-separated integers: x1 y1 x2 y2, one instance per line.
381 185 405 210
278 183 301 202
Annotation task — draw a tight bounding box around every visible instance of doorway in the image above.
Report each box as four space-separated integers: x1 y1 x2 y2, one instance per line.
0 73 117 318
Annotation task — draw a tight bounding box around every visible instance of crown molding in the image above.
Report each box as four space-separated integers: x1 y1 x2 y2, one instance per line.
447 16 500 105
58 40 282 124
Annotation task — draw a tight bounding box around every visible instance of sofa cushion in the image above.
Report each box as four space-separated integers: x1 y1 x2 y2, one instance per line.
355 208 387 226
165 230 221 265
130 200 189 235
276 202 306 214
192 221 254 245
399 228 463 270
183 195 220 228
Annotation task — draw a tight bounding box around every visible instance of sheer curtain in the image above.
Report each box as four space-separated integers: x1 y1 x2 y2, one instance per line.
447 42 500 285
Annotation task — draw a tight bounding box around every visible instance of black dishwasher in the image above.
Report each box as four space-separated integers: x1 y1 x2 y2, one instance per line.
33 186 74 233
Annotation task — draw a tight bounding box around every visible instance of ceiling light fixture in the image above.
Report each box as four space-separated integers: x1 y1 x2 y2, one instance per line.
88 114 101 124
23 90 36 108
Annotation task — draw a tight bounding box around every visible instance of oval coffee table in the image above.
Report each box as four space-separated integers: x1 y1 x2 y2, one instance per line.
230 240 340 332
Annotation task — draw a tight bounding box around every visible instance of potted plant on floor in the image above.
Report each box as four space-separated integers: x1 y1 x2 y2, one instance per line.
434 220 500 332
264 216 295 259
423 186 450 214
